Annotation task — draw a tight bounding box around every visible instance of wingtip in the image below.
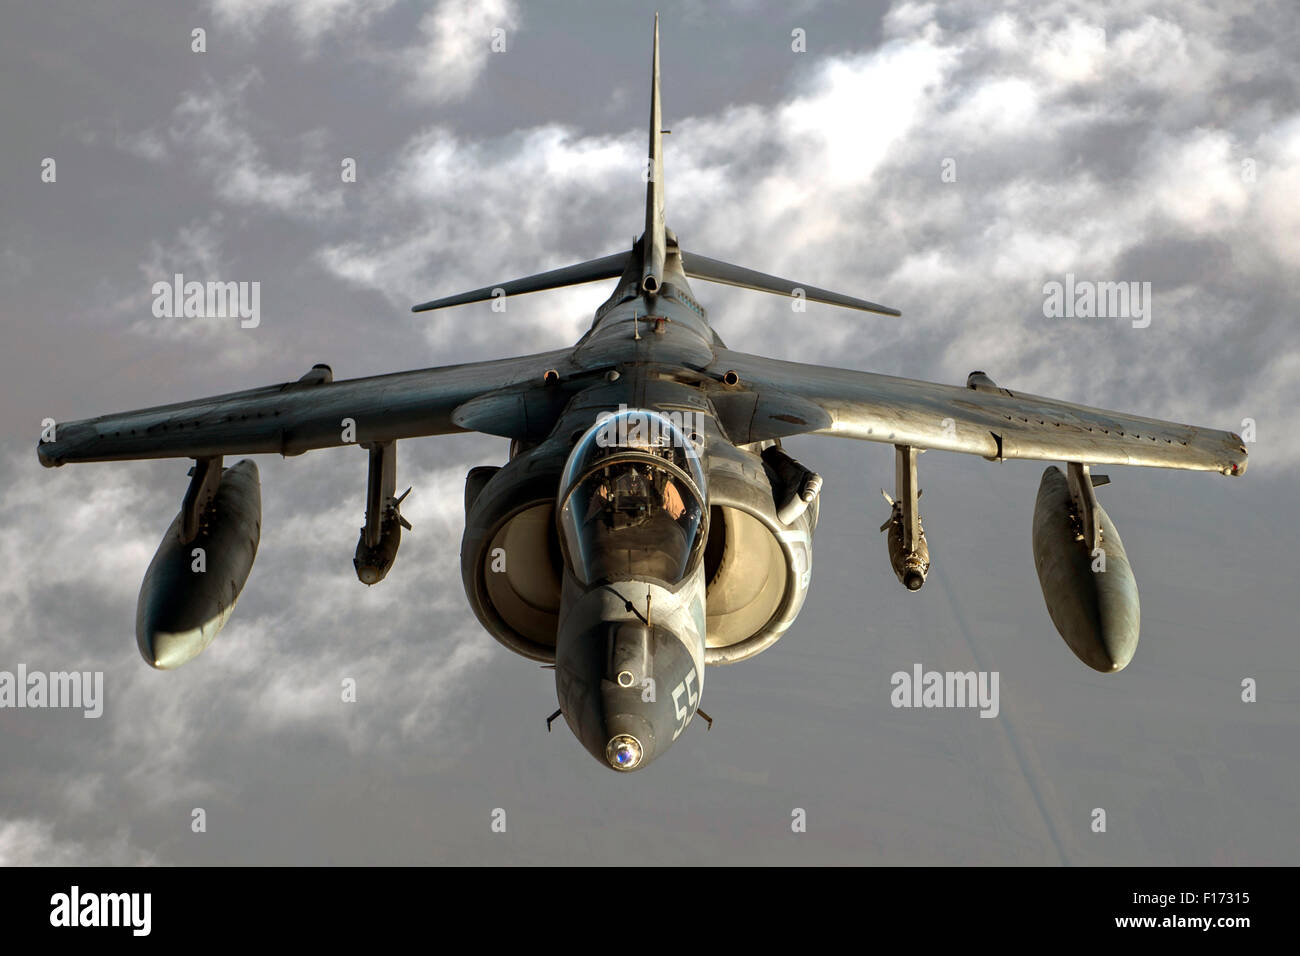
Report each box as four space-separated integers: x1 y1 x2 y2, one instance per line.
1230 448 1248 476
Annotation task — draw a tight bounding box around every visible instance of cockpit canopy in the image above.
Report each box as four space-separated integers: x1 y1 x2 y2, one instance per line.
558 409 707 586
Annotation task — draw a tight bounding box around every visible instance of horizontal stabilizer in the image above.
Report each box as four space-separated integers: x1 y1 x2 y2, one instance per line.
412 251 630 313
681 250 900 316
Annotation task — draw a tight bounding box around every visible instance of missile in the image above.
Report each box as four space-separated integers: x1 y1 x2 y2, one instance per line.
1031 465 1140 672
353 440 410 586
353 487 410 585
880 445 929 591
136 459 261 669
880 490 929 591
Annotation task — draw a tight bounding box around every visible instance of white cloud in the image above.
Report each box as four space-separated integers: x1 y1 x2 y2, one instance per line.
1030 18 1108 85
95 216 274 367
400 0 519 103
166 71 342 218
207 0 518 104
209 0 399 46
317 121 642 351
0 817 159 866
114 127 169 163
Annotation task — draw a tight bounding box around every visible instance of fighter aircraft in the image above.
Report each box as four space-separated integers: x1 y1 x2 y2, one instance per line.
38 17 1247 772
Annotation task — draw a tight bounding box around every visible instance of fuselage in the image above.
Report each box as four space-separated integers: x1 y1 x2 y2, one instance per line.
458 244 818 771
553 256 716 769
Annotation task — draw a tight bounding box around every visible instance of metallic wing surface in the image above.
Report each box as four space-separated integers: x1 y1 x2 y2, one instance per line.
709 348 1247 475
37 349 574 466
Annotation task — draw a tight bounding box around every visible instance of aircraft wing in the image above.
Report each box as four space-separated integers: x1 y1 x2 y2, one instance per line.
710 348 1248 475
37 349 575 466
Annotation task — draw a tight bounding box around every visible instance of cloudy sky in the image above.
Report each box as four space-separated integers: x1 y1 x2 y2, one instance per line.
1 0 1297 865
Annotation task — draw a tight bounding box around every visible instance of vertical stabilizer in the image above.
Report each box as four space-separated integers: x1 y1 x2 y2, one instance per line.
641 14 666 296
409 14 898 320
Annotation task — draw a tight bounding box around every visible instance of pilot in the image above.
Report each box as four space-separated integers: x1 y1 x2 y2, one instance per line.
613 464 649 501
585 480 612 522
582 461 689 526
660 475 686 520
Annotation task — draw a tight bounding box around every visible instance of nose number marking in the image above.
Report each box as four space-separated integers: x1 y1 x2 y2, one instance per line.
670 666 699 740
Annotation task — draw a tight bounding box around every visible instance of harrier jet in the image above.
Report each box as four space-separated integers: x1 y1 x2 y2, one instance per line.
38 17 1247 772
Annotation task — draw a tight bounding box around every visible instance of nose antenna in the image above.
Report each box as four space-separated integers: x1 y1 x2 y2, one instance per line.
696 708 713 731
545 708 562 731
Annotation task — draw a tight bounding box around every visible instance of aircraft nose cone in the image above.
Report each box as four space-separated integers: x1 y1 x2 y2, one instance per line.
606 734 644 770
553 592 703 773
601 714 655 772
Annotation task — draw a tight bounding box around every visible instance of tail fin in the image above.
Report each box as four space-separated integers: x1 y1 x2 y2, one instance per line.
641 13 666 296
